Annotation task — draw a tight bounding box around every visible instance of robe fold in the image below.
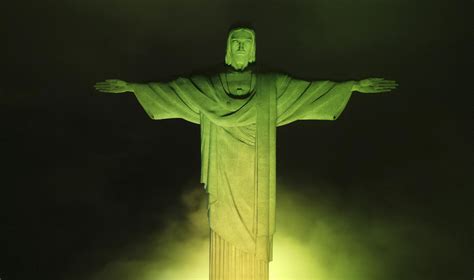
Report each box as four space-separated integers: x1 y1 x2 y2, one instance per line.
132 72 353 277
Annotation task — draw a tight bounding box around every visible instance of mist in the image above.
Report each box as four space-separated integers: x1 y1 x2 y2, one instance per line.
76 178 460 280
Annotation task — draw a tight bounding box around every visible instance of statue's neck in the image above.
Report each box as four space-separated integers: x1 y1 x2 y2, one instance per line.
226 63 256 74
231 63 248 71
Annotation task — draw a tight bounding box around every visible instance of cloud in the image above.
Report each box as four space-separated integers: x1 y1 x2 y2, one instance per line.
83 181 455 280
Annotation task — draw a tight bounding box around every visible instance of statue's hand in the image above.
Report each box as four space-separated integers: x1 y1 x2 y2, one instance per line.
353 78 398 93
94 79 133 93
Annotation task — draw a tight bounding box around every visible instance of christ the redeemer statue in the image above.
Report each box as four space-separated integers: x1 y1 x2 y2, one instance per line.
95 27 397 280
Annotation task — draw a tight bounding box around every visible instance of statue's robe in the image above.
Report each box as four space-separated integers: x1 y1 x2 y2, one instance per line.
132 71 354 280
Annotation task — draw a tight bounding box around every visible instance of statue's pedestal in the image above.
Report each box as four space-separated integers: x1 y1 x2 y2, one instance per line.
210 230 269 280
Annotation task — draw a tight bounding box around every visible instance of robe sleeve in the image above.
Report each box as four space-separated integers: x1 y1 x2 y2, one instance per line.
131 76 209 124
276 74 355 126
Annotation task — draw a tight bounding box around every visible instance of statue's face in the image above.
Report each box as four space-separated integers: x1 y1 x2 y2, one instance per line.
229 30 254 69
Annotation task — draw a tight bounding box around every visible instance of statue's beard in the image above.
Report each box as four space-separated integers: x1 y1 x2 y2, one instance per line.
230 57 250 71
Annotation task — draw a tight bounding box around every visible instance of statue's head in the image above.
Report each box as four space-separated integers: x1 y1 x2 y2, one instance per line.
225 27 256 71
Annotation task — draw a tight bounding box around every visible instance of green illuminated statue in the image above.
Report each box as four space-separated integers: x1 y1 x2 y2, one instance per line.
95 27 397 280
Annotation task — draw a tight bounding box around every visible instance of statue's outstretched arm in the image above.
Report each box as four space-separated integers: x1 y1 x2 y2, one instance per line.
352 78 398 93
95 78 201 123
94 79 136 94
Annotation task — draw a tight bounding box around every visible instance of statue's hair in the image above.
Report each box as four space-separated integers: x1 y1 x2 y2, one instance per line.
225 27 256 66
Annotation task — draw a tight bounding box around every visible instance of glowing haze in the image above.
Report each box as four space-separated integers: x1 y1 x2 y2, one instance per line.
84 180 433 280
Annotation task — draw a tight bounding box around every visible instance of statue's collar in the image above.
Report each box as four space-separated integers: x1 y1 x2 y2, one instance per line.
223 64 258 74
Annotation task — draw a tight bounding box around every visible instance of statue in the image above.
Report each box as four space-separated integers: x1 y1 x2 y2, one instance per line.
94 27 397 280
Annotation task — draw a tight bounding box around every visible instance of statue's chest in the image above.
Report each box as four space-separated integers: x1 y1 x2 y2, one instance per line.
222 72 255 96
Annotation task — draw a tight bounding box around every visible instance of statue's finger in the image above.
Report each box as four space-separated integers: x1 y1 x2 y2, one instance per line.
375 88 394 92
97 82 113 85
97 83 115 88
379 81 398 85
375 86 397 90
376 84 398 89
375 86 396 90
376 82 398 87
96 87 115 92
368 89 392 93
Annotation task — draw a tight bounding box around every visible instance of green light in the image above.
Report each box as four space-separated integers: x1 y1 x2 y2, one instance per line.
88 187 413 280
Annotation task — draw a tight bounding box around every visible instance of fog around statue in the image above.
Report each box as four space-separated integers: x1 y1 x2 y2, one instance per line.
94 27 397 280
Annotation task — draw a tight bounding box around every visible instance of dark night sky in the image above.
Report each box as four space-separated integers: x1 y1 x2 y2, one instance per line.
1 0 472 279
